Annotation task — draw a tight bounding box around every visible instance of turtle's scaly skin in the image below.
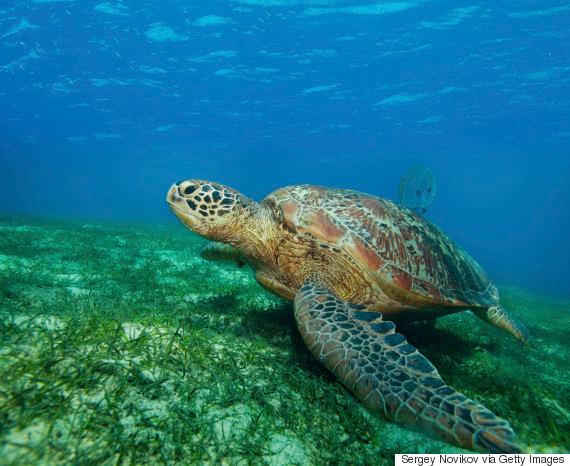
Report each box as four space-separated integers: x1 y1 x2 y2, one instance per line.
166 180 529 453
294 281 520 454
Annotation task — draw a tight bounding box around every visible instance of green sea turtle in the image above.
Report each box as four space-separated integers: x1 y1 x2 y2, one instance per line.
166 180 529 453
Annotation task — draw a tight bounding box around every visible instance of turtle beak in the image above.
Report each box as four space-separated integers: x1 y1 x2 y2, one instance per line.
166 183 191 218
166 184 179 206
167 182 212 236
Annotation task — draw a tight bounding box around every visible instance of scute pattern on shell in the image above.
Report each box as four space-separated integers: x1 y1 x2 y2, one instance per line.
264 185 499 307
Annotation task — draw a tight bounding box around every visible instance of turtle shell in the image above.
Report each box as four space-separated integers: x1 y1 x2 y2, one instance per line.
263 185 499 308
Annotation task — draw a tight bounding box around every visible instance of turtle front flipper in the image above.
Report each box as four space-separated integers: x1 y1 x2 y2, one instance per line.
473 306 530 345
294 280 522 453
200 242 246 267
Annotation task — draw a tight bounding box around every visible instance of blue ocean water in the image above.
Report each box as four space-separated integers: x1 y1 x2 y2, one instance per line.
0 1 568 297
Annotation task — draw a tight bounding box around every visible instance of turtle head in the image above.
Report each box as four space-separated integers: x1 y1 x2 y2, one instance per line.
167 179 255 243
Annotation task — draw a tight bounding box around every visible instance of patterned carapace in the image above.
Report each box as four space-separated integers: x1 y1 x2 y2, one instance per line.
264 185 499 308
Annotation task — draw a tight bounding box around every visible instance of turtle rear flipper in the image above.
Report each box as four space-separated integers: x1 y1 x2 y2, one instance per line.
294 281 522 453
473 305 531 345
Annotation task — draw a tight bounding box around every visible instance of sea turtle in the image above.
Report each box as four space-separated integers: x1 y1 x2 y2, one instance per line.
166 180 529 453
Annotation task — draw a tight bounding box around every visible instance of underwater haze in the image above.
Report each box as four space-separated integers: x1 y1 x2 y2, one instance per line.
0 1 569 296
1 1 570 464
